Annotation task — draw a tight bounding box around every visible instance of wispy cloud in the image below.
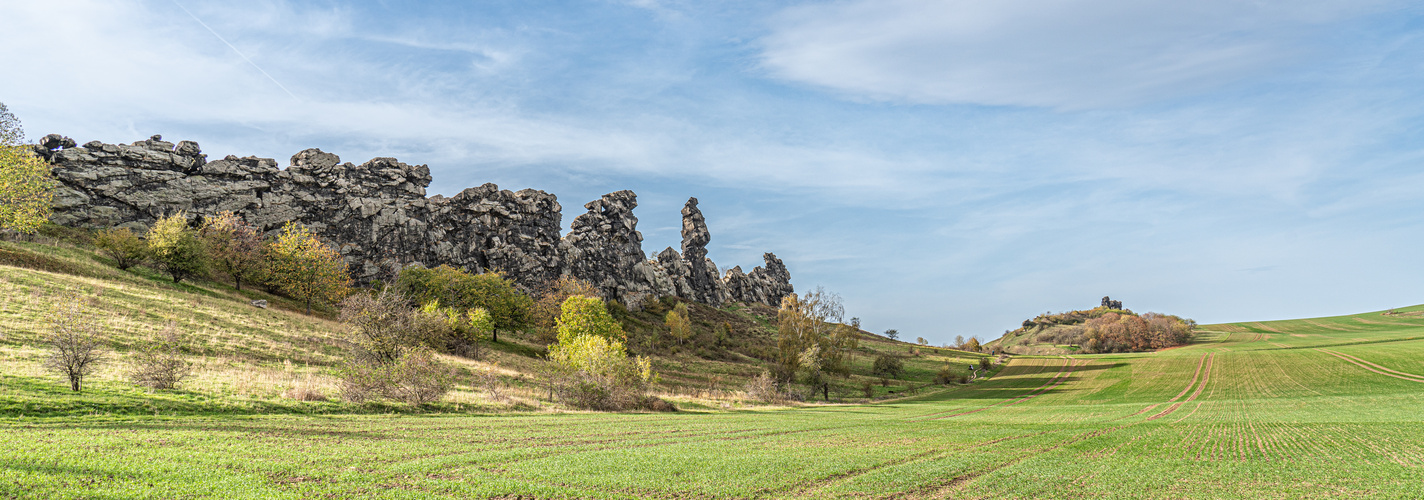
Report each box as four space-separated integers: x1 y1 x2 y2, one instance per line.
759 0 1409 109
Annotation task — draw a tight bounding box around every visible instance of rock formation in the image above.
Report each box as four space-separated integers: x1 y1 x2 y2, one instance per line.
1101 296 1123 310
40 135 793 308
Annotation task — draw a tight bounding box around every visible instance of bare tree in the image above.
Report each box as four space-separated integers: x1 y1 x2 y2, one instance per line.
42 297 106 392
127 322 192 390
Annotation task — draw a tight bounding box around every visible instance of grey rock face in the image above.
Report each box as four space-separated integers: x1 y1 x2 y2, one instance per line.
723 253 793 306
560 190 661 306
679 198 722 306
1101 296 1123 310
43 135 793 308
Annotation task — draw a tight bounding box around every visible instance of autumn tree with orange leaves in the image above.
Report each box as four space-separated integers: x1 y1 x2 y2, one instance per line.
201 211 264 290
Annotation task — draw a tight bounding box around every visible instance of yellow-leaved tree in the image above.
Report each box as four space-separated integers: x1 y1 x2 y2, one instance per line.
266 222 350 314
0 103 55 234
664 302 692 346
776 287 858 399
545 295 657 410
146 213 208 283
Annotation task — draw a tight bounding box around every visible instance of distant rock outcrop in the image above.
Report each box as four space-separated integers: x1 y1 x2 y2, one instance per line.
1101 296 1123 310
41 135 793 308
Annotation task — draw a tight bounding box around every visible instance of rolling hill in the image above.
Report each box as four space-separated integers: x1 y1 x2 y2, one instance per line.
5 232 1424 497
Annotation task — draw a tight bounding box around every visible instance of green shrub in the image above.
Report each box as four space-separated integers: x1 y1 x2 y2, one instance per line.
339 346 455 405
396 265 532 342
146 213 207 283
94 227 147 271
871 354 905 379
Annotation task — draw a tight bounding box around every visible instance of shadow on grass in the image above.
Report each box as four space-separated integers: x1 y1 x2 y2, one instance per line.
0 375 526 419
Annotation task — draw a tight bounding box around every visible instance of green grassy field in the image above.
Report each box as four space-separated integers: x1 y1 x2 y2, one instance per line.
5 234 1424 498
6 305 1424 498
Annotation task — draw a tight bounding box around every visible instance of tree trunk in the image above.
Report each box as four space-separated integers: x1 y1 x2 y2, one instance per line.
235 277 242 291
822 383 829 401
70 375 80 392
492 329 499 343
305 297 312 315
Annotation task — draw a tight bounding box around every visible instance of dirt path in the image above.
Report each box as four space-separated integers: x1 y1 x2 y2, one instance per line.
1318 349 1424 383
1147 352 1215 421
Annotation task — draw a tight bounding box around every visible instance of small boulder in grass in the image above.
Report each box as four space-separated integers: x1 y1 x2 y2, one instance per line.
251 300 268 309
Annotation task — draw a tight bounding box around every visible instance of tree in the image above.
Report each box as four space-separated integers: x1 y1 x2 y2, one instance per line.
664 302 692 346
395 265 533 342
0 103 55 235
555 295 625 345
776 287 856 384
146 213 208 283
884 329 899 341
201 211 264 290
127 322 192 390
266 222 350 314
798 345 829 401
41 295 106 392
94 227 147 270
546 296 656 410
339 287 449 365
872 354 905 379
954 335 965 348
964 337 981 352
532 276 599 342
916 337 928 346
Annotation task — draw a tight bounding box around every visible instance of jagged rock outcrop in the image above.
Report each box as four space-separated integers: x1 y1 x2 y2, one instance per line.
40 135 794 308
724 253 793 306
1101 296 1123 310
560 190 662 306
678 198 723 307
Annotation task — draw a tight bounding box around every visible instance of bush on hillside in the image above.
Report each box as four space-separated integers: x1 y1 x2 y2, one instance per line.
339 287 451 365
94 227 147 271
200 211 264 290
396 265 532 342
531 276 599 344
41 295 107 392
340 346 456 405
871 354 905 379
127 322 192 390
266 222 350 314
146 213 207 283
545 296 659 411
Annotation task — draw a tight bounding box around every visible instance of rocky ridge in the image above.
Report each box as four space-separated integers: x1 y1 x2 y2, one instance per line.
38 134 793 308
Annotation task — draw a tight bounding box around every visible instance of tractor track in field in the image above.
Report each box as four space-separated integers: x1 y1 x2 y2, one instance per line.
1112 352 1208 422
1318 349 1424 383
922 358 1083 421
1147 353 1214 421
889 423 1141 500
760 431 1053 499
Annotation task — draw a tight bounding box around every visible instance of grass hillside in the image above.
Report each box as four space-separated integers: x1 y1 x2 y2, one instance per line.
8 302 1424 497
11 230 1424 497
0 230 991 418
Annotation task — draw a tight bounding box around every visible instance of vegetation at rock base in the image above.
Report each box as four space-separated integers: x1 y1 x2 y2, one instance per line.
94 227 147 271
200 211 264 291
0 103 55 235
265 222 350 314
145 213 208 283
395 265 532 343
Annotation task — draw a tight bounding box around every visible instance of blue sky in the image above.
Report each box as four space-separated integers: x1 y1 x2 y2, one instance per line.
3 0 1423 343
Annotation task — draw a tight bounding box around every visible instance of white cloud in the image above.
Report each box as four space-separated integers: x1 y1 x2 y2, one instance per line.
759 0 1404 109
